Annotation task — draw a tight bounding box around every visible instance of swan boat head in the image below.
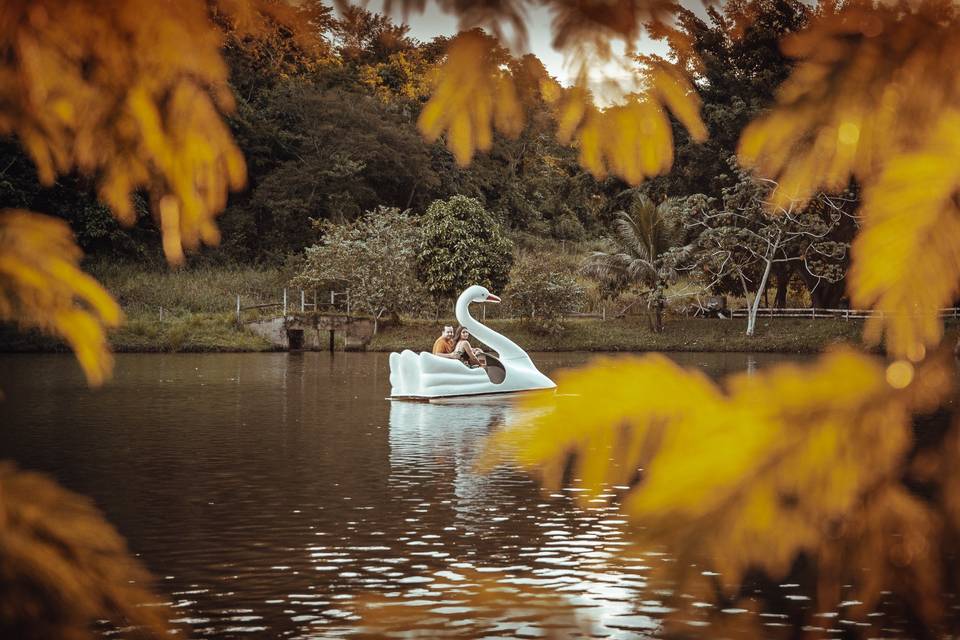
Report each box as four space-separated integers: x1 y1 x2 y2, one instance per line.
389 284 556 400
459 284 501 305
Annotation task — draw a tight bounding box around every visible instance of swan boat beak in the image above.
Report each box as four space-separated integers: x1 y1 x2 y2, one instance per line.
485 294 501 303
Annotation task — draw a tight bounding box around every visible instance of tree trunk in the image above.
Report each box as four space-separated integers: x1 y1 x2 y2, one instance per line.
747 237 780 337
653 284 665 333
774 264 790 308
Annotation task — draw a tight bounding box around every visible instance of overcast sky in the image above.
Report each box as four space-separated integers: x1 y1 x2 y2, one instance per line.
345 2 678 97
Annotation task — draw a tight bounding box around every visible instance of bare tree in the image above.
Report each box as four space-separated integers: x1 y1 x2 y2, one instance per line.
675 169 857 336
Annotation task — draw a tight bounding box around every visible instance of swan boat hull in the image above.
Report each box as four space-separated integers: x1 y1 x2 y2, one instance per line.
388 349 556 400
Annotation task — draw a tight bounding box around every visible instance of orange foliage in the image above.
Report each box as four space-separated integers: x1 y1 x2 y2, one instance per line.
0 0 318 382
0 463 169 639
418 30 523 166
737 0 960 357
738 1 959 206
384 0 682 52
482 347 953 629
545 63 707 184
0 0 243 264
0 211 121 385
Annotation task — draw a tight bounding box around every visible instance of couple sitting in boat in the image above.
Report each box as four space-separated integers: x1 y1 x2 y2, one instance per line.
431 325 486 367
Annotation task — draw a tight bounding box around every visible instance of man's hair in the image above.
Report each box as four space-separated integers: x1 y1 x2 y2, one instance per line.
443 325 454 332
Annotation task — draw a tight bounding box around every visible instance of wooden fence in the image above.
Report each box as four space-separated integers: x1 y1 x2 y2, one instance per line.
729 307 960 320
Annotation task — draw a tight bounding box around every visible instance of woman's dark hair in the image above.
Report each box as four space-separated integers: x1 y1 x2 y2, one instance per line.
454 325 470 342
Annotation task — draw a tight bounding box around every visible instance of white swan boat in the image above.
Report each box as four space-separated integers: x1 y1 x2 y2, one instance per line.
389 285 556 400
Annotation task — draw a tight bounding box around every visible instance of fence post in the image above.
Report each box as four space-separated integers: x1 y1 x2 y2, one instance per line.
313 290 317 312
283 289 287 317
602 305 606 321
301 290 305 313
159 306 164 323
812 308 816 319
236 295 240 324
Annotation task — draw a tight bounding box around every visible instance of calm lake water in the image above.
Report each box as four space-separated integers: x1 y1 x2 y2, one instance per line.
0 351 805 638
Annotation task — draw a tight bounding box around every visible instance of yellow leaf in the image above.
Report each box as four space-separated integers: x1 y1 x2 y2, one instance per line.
0 0 277 266
417 30 524 166
482 347 951 596
0 210 122 386
738 2 959 207
0 463 170 638
544 62 704 186
850 111 960 358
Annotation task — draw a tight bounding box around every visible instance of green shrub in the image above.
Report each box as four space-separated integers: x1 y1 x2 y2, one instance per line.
504 252 584 334
293 207 425 319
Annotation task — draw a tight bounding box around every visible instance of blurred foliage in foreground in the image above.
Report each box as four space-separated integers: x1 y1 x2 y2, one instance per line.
6 0 960 638
0 463 169 639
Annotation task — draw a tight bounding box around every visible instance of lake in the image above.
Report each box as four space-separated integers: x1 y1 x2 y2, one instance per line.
0 351 807 638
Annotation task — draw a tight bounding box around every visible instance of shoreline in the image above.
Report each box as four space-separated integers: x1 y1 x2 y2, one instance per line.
1 316 871 355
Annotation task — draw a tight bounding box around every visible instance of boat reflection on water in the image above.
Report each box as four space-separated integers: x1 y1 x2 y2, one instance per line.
385 396 663 639
388 396 524 531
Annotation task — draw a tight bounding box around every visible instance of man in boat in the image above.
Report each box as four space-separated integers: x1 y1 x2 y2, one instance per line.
431 326 458 358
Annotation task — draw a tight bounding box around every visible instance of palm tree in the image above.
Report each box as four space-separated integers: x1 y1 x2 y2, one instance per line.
581 193 679 332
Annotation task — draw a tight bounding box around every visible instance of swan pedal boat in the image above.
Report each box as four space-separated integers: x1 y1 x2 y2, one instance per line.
389 285 557 401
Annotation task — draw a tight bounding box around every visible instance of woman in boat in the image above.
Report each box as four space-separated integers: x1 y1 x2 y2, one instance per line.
452 325 485 368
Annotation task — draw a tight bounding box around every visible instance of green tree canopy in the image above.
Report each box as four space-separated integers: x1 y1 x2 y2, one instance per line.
416 195 514 301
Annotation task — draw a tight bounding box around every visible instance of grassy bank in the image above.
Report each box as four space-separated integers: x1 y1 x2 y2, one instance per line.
0 263 872 354
1 264 284 354
0 313 276 354
1 313 869 355
369 317 867 354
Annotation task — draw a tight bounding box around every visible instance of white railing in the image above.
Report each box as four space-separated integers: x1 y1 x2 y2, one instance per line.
235 289 350 323
728 307 960 320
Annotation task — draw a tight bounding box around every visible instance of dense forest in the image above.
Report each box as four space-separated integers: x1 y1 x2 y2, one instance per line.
0 0 847 291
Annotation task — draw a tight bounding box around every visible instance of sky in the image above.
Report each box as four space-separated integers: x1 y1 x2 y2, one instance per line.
342 1 679 100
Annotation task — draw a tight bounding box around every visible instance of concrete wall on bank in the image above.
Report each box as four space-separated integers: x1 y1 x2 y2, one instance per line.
245 316 375 351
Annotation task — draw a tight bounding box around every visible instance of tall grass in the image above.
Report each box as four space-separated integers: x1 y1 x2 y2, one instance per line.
87 262 285 317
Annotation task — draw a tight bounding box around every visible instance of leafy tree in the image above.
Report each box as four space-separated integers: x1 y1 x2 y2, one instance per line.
221 86 440 259
332 4 416 66
293 207 425 323
504 251 584 334
581 192 680 332
643 0 811 200
0 1 323 637
416 195 514 302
